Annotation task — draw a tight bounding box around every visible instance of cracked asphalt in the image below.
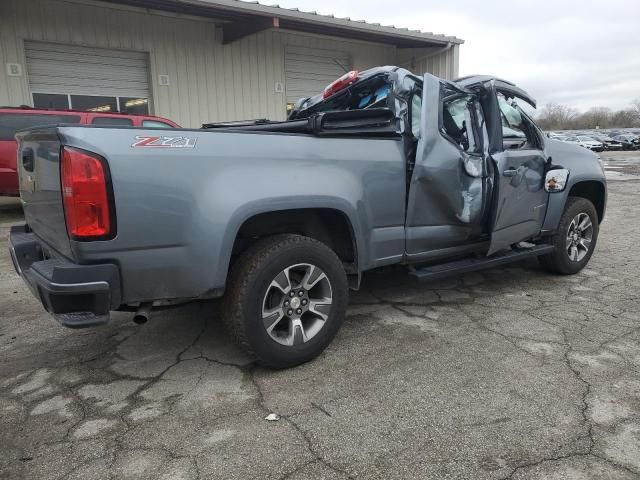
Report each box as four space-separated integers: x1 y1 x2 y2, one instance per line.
1 151 640 480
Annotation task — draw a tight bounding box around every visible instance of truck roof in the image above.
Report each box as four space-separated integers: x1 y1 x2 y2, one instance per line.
454 75 537 108
288 67 537 120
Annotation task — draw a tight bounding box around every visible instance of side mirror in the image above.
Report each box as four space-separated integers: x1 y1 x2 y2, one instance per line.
545 169 569 193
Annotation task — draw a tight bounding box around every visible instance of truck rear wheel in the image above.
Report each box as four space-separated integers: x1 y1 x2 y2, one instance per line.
222 234 348 368
539 196 599 275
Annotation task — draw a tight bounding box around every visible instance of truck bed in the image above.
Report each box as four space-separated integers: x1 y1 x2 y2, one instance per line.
15 121 407 306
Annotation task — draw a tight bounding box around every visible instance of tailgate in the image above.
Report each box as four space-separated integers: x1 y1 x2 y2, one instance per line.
16 128 73 259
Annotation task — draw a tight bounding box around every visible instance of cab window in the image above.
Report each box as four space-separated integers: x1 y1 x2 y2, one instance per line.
91 117 133 126
442 95 480 153
498 94 541 150
142 120 174 129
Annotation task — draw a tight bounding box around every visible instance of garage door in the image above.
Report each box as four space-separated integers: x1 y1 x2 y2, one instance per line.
285 46 351 104
25 41 151 114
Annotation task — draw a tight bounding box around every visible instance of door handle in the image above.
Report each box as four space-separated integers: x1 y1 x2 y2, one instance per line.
503 168 518 177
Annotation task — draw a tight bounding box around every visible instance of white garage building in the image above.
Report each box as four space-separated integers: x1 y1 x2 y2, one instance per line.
0 0 463 127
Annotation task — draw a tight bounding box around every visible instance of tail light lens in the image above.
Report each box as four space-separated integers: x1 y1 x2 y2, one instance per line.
61 146 114 239
323 70 359 99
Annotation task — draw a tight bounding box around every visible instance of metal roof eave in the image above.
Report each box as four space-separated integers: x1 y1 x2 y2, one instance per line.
105 0 464 47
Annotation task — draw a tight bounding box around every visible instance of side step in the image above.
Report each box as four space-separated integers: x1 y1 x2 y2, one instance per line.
409 244 554 281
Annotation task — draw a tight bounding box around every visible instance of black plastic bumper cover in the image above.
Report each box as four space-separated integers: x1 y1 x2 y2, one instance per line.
9 225 121 328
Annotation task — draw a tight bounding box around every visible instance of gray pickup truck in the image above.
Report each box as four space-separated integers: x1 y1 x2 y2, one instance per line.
10 67 606 368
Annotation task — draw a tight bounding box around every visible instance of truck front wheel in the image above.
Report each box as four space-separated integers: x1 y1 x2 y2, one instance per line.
222 234 349 368
539 196 599 275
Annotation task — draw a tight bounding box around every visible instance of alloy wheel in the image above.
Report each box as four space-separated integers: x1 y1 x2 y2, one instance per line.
566 212 593 262
261 263 333 346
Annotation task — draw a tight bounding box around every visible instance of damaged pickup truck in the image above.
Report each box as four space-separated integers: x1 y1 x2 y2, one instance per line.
10 67 606 368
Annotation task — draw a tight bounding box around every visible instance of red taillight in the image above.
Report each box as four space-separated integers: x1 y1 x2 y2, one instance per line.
323 70 359 99
61 146 113 239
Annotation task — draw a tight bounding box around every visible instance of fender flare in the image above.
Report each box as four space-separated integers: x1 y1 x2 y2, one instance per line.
213 199 366 287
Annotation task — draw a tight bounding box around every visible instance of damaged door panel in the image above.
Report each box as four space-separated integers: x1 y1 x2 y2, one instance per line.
405 74 490 257
486 92 548 255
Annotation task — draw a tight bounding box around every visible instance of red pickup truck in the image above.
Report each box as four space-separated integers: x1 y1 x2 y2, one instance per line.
0 107 179 196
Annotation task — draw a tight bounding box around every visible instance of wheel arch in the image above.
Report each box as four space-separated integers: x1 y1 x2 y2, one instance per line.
541 178 607 235
231 208 358 266
216 204 363 291
568 180 606 224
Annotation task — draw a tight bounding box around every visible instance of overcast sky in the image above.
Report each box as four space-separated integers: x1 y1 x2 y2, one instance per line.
269 0 640 112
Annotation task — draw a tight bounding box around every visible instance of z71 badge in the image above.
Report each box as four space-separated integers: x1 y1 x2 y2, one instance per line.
132 136 197 148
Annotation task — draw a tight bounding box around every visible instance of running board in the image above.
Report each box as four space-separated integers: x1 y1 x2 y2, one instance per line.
409 244 555 281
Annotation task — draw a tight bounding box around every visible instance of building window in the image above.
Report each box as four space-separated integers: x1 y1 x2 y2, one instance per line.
120 97 149 115
32 93 150 115
32 93 70 109
70 95 118 113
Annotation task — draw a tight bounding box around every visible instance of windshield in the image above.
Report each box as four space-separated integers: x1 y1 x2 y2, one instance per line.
578 136 596 141
503 126 526 138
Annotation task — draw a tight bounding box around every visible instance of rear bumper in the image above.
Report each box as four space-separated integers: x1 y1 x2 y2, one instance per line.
9 225 121 328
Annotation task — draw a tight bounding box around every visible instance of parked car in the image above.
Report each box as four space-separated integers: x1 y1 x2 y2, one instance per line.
560 135 604 152
0 107 179 196
607 130 623 138
612 134 639 150
10 67 606 368
590 134 623 151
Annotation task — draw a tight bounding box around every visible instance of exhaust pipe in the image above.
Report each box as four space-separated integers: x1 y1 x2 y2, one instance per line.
133 302 153 325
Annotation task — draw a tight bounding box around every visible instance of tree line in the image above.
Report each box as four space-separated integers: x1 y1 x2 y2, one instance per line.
534 100 640 130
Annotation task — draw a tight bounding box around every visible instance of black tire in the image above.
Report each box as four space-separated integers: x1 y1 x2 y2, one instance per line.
222 234 348 368
539 196 599 275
